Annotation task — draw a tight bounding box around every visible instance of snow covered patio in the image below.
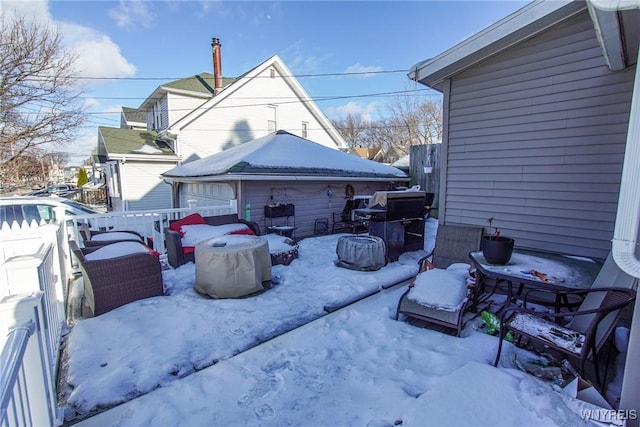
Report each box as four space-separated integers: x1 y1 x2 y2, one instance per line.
60 227 618 426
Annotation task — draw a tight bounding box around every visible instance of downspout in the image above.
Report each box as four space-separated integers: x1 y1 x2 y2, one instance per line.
612 50 640 279
613 46 640 423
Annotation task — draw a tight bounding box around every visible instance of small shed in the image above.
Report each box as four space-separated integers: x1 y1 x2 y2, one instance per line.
162 130 409 237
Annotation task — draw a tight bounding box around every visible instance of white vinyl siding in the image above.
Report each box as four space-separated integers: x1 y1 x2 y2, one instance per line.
441 10 635 260
175 66 339 161
121 161 176 211
180 182 235 207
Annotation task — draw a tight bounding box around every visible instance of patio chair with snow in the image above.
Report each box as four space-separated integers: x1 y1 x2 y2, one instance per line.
494 286 636 389
395 224 483 336
70 240 164 316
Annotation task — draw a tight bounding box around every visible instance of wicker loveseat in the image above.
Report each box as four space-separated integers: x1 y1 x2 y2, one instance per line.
70 240 164 316
165 213 261 268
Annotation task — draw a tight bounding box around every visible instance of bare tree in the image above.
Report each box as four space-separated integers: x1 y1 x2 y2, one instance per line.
384 88 442 146
331 87 442 163
330 113 370 149
0 13 86 173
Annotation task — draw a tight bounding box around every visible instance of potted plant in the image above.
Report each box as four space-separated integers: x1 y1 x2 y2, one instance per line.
481 217 515 265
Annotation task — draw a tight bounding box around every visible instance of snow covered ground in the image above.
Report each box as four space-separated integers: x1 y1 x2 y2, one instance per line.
61 221 613 426
60 231 426 422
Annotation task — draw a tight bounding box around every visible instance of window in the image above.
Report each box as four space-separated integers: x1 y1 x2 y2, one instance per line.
270 68 275 78
267 105 277 133
302 122 309 138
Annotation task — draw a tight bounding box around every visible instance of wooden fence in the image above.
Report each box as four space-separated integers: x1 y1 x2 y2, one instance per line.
409 143 441 215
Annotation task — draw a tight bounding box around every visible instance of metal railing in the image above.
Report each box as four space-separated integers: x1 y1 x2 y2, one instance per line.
0 292 63 427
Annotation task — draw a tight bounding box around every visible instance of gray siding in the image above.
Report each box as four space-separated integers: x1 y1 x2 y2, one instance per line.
443 10 635 260
243 181 390 238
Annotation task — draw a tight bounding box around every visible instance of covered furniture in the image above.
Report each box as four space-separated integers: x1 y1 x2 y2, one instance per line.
194 235 272 299
69 240 164 316
164 213 260 268
360 191 432 261
336 235 386 271
331 199 367 234
395 224 483 336
494 287 636 389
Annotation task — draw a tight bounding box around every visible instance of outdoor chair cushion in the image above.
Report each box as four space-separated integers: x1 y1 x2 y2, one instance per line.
169 213 206 236
84 241 156 261
408 264 471 312
181 224 254 247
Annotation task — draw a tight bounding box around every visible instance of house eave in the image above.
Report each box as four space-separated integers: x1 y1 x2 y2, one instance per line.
108 153 182 163
409 0 585 90
162 173 409 183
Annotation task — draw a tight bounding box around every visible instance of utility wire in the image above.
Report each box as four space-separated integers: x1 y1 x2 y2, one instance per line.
23 69 410 82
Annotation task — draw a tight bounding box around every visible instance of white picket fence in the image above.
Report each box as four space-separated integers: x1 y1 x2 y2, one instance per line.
0 201 238 426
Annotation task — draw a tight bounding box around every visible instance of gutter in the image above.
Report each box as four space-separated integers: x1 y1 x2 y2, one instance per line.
612 44 640 279
161 174 410 184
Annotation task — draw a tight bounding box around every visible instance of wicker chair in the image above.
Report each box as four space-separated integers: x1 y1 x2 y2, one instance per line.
494 286 636 389
70 240 164 316
395 224 483 336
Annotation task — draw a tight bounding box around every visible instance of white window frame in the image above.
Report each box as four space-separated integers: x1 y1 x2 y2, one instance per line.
302 122 309 138
267 105 278 133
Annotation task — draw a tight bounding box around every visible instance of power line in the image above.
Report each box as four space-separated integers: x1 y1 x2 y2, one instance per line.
24 68 410 82
78 88 441 116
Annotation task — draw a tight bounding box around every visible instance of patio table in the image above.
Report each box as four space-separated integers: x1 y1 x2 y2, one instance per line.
469 249 601 314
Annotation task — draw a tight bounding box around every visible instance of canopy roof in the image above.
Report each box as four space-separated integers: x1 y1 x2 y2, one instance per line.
162 130 408 181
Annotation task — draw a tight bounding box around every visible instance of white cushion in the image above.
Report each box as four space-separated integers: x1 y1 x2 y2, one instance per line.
407 265 470 312
84 241 149 261
180 223 250 247
90 231 142 242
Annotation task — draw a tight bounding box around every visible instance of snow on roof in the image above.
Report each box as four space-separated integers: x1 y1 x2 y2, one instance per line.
162 130 408 180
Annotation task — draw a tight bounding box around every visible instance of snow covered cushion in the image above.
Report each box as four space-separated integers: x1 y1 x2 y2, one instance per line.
407 265 471 312
84 241 151 261
90 231 143 242
169 213 206 236
180 223 252 247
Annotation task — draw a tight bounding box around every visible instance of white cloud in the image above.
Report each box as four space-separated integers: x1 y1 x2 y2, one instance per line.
60 22 137 80
343 63 383 79
108 0 155 29
3 0 136 84
2 0 50 23
326 101 378 122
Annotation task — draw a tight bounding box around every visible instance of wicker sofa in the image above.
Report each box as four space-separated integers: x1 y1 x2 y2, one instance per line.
70 240 164 316
164 213 261 268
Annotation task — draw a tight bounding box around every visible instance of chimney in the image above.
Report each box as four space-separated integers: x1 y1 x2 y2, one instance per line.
211 37 222 95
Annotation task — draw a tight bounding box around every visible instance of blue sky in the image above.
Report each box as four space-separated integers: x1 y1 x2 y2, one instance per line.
6 0 529 164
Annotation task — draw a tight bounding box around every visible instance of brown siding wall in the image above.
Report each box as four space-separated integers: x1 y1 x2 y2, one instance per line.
443 10 635 260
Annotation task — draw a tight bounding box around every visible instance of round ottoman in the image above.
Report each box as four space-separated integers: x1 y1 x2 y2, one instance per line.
336 235 386 271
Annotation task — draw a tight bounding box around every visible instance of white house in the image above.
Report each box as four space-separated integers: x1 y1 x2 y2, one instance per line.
98 38 346 211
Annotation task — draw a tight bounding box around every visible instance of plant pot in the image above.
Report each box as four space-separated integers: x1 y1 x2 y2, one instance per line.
481 236 515 265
